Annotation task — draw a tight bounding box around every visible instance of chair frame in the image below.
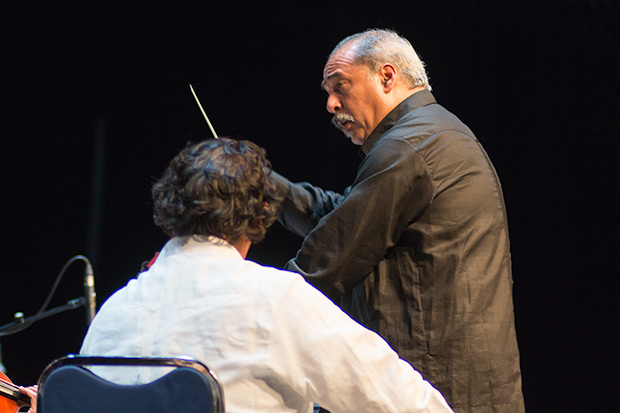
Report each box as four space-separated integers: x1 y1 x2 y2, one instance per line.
37 354 224 412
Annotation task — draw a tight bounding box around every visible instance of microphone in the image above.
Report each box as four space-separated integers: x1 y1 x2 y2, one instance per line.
84 261 96 325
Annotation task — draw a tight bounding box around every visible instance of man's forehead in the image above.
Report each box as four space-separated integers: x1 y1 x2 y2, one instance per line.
321 50 362 89
321 63 372 92
323 44 357 73
320 70 344 90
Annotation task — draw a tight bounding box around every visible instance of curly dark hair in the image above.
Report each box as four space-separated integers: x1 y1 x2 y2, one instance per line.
152 138 282 244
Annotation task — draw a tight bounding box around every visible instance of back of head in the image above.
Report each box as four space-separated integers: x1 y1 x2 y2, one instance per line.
330 28 431 91
152 138 281 244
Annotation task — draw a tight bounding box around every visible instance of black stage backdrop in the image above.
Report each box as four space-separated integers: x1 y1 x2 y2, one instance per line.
1 2 617 411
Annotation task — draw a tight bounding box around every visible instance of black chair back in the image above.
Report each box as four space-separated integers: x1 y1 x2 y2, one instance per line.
37 355 224 412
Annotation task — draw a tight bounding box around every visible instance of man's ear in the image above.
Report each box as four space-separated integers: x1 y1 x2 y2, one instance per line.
379 64 397 92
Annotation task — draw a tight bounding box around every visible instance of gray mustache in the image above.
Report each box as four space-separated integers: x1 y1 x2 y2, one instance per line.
331 113 356 128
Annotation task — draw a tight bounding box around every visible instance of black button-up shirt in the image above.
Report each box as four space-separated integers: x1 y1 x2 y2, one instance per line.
274 90 524 412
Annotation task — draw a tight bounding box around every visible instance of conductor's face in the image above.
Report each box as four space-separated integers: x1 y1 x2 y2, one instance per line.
322 45 385 145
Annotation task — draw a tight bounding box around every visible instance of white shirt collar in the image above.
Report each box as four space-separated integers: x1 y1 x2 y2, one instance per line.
159 235 243 260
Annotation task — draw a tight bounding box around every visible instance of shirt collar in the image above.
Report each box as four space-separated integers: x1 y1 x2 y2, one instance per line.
360 89 437 156
159 235 243 260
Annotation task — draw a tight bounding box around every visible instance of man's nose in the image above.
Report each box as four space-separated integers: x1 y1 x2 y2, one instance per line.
326 94 341 114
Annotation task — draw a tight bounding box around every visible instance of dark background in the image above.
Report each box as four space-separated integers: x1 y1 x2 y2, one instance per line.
1 1 618 411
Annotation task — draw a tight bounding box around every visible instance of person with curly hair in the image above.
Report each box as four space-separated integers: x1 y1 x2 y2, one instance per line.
151 138 282 254
79 138 452 412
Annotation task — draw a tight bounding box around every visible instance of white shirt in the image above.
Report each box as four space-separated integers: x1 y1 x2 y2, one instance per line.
80 236 452 412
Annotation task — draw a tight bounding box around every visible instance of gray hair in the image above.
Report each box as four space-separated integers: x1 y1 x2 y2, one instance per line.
329 29 431 91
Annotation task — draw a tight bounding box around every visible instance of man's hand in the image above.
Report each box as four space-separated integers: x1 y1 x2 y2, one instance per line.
18 385 37 413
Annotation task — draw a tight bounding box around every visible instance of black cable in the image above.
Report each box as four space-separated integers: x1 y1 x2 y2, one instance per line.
36 255 91 315
0 255 91 337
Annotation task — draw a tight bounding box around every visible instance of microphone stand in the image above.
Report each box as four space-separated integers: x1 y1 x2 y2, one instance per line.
0 297 86 337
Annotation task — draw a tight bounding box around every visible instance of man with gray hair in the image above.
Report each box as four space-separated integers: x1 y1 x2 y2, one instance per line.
273 29 525 412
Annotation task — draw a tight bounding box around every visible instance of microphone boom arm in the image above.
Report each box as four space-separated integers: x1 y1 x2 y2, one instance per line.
0 297 86 337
